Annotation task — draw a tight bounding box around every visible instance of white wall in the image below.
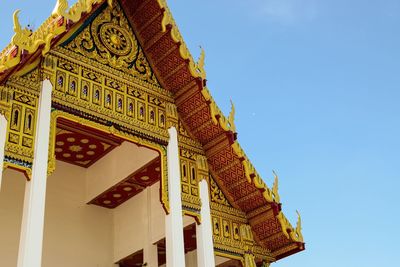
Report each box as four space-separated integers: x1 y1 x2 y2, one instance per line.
42 161 114 267
0 169 26 267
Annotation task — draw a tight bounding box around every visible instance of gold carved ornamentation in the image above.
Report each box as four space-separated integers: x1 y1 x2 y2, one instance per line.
0 86 13 118
231 140 280 204
1 0 116 73
272 170 280 203
63 2 158 85
209 175 274 261
11 10 49 55
294 210 304 242
210 175 230 206
52 0 112 23
3 73 40 168
180 148 201 211
242 251 257 267
48 52 170 144
228 99 236 133
196 154 208 179
276 211 304 242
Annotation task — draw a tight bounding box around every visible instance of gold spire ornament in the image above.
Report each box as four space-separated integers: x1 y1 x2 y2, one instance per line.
228 99 236 133
195 46 206 79
11 10 45 53
295 210 304 242
272 170 280 203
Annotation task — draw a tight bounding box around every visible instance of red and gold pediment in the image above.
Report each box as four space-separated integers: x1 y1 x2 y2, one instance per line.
58 1 159 86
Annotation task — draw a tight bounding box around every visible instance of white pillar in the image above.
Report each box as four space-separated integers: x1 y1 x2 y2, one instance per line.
165 127 186 267
17 79 52 267
196 179 215 267
0 114 7 191
144 187 159 266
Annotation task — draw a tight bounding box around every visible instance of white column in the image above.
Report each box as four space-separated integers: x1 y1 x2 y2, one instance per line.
196 179 215 267
17 79 52 267
0 114 7 191
144 187 159 266
165 127 186 267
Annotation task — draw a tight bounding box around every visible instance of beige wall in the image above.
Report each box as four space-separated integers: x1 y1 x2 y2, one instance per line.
113 182 165 262
0 169 26 267
0 141 165 267
86 141 158 202
42 160 115 267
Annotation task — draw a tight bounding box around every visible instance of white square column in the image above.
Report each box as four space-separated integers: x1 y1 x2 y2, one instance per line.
0 114 7 191
144 187 159 266
17 79 52 267
165 127 186 267
196 179 216 267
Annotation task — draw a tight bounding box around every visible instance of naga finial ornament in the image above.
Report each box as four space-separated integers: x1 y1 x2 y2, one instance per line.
228 99 236 133
272 170 280 203
11 10 46 53
197 46 206 76
11 10 32 48
295 210 304 242
52 0 69 18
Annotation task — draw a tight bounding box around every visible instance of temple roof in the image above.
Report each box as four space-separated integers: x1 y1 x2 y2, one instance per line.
0 0 304 260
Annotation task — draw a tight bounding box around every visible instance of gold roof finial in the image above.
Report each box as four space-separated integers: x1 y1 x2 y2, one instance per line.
228 99 236 133
195 46 206 79
52 0 69 18
11 10 31 47
295 210 304 242
272 170 280 203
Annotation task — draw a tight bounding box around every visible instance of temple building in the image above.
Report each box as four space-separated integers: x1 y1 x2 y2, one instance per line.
0 0 305 266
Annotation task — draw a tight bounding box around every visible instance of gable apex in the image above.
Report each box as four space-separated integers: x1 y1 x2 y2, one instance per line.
58 1 159 86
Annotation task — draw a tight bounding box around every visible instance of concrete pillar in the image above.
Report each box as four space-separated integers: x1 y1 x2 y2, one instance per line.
0 114 7 191
165 127 186 267
17 79 52 267
144 187 159 266
196 179 215 267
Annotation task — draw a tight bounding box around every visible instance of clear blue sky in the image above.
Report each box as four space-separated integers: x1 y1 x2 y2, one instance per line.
1 1 399 266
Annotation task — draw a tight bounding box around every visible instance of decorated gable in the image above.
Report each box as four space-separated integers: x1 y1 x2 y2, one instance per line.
60 2 159 85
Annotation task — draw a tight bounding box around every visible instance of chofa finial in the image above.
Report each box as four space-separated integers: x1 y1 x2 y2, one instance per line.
11 10 33 48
